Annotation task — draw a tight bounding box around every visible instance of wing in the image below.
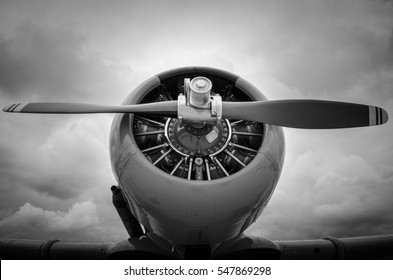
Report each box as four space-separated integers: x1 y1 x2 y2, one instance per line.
213 234 393 259
2 234 393 259
0 237 178 260
276 235 393 260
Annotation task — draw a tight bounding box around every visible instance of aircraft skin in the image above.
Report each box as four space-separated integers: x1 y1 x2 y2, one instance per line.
1 66 392 260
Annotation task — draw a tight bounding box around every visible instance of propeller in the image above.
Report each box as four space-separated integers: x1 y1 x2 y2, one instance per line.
3 99 388 129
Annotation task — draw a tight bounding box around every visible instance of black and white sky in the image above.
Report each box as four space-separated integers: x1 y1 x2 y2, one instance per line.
0 0 393 242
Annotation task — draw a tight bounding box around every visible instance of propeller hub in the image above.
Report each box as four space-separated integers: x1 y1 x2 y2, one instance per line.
189 76 212 108
195 79 207 88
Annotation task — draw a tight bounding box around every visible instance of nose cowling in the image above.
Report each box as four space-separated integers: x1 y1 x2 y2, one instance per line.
109 67 285 245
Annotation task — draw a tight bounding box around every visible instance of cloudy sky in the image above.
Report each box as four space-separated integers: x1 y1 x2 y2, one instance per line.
0 0 392 243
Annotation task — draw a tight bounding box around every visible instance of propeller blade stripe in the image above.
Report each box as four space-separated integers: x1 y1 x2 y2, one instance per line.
6 103 18 112
370 106 377 126
6 104 14 112
11 103 21 112
379 107 383 125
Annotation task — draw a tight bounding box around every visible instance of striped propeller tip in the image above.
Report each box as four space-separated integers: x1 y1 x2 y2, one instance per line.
369 106 389 126
3 103 23 112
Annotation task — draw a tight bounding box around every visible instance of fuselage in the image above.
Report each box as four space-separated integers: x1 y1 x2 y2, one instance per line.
109 67 285 247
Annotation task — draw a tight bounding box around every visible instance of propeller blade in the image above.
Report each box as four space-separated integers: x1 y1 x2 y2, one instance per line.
3 101 178 116
222 100 388 129
4 99 389 129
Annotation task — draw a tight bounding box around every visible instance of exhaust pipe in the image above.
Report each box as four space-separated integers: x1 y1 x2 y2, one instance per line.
111 185 144 238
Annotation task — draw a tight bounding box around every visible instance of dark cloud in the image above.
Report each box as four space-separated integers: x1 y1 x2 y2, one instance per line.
0 115 113 199
0 201 101 240
0 16 135 242
0 21 84 97
0 20 134 104
247 141 393 240
239 0 393 97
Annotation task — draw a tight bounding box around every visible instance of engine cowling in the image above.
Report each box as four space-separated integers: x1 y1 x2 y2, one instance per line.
109 67 285 245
